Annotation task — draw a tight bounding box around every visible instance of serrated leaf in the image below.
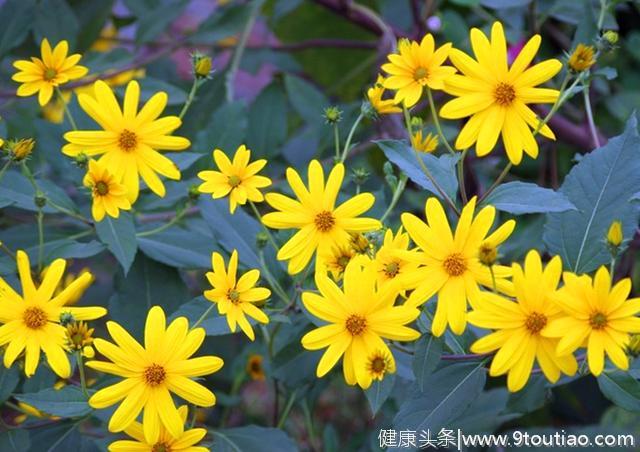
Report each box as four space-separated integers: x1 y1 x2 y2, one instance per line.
95 213 138 274
365 374 396 416
598 371 640 412
413 334 444 391
544 116 640 273
376 139 459 201
211 425 298 452
16 386 91 418
482 181 575 214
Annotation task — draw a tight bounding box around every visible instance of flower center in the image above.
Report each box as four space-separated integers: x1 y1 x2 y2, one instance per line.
44 68 57 81
494 82 516 106
345 314 367 336
443 253 467 277
525 312 547 334
589 312 608 330
94 181 109 196
336 254 351 269
228 175 241 188
228 289 240 304
314 211 335 233
118 129 138 152
383 261 400 278
414 66 429 83
143 364 167 387
152 443 171 452
23 307 47 329
371 356 386 373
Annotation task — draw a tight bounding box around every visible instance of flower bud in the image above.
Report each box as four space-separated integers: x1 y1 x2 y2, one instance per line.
478 243 498 267
188 184 201 202
256 231 269 250
568 44 596 73
34 192 47 208
352 167 370 186
607 220 623 247
73 152 89 169
603 30 618 45
8 138 35 161
323 106 342 124
628 334 640 357
59 311 75 327
191 52 213 79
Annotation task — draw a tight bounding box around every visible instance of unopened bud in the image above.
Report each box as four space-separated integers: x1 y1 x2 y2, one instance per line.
34 192 47 208
323 106 342 124
73 153 89 169
603 30 618 45
607 220 623 248
188 184 201 202
352 167 370 186
9 138 35 161
59 311 75 326
194 56 212 78
478 243 498 267
256 231 269 250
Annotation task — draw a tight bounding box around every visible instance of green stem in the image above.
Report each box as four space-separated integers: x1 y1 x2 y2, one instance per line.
248 200 279 253
582 83 601 148
457 148 469 204
179 79 199 120
478 162 512 204
258 249 289 305
536 73 581 135
220 372 245 427
379 175 407 224
55 87 77 130
340 113 364 162
67 229 94 241
302 399 316 446
597 0 607 29
136 205 188 237
276 388 298 428
48 199 93 225
333 123 340 160
76 351 89 398
225 0 261 102
22 162 45 272
426 88 455 155
610 256 616 277
0 160 11 183
192 303 216 330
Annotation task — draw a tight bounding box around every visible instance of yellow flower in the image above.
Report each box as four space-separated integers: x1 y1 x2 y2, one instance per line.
0 251 104 377
381 34 456 107
371 227 420 292
543 267 640 376
41 265 94 306
568 44 596 72
203 250 271 341
74 68 146 97
301 257 420 389
400 197 515 336
468 251 578 391
87 306 224 441
607 220 623 247
63 80 190 202
262 161 381 275
246 354 266 381
9 138 35 161
65 320 95 351
42 90 71 123
12 39 88 106
365 348 395 383
197 145 272 214
83 159 131 221
317 243 356 281
108 405 208 452
367 75 401 115
440 22 562 165
14 402 60 424
411 130 438 153
92 23 118 52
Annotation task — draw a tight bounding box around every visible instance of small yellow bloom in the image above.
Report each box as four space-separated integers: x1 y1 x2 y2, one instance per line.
367 75 401 115
194 55 213 78
8 138 35 161
246 354 266 381
42 90 71 123
87 306 224 442
204 250 271 340
65 320 95 351
198 145 272 214
469 251 578 392
83 159 131 221
262 161 381 275
12 39 88 106
543 267 640 376
317 243 356 281
371 227 420 292
607 220 623 247
108 405 208 452
411 130 438 153
365 348 395 383
381 34 456 107
568 44 596 72
0 251 104 378
301 257 420 389
64 80 190 203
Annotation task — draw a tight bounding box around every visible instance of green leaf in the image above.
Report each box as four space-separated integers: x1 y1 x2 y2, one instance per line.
0 172 78 214
95 213 138 274
211 425 298 452
196 102 248 153
482 181 575 215
16 386 91 418
137 77 187 106
71 0 114 52
246 82 288 158
544 116 640 273
138 227 216 268
109 254 188 339
376 139 459 201
598 371 640 412
28 420 82 452
34 0 79 49
0 366 20 405
199 198 262 268
135 0 188 43
413 334 444 392
454 388 515 433
0 429 30 452
284 75 329 123
394 361 486 432
365 374 396 416
0 0 35 58
506 375 548 415
193 3 253 42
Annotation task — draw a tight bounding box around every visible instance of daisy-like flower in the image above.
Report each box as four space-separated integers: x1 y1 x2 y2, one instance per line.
440 22 562 164
83 159 131 221
87 306 224 442
301 257 420 389
197 145 272 214
371 227 420 292
317 242 359 282
364 348 395 384
366 75 401 115
542 267 640 376
567 43 596 73
203 250 270 341
63 80 190 203
262 160 381 275
411 130 439 153
12 39 88 106
0 251 104 377
381 35 456 107
400 197 515 336
468 251 578 391
108 405 207 452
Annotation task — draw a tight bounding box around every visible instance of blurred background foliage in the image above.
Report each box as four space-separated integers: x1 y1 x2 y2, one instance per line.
1 0 640 451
